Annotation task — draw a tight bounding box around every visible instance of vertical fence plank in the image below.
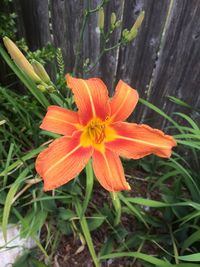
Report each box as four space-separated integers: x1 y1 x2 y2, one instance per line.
83 0 101 78
145 0 200 127
50 0 83 73
19 0 51 50
115 0 170 122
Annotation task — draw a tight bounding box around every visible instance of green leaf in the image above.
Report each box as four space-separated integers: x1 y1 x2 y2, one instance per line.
99 237 114 257
12 252 30 267
81 159 94 218
182 229 200 252
174 264 200 267
3 142 15 187
75 198 100 267
126 197 169 207
168 96 193 109
87 215 106 231
100 252 173 266
13 208 48 258
139 98 180 129
174 112 199 130
13 253 49 267
58 207 76 220
178 253 200 262
20 209 47 238
2 167 29 241
119 193 149 229
30 258 49 267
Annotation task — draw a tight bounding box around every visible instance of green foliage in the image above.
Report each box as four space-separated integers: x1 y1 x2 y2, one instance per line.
13 251 49 267
0 0 16 38
0 12 17 39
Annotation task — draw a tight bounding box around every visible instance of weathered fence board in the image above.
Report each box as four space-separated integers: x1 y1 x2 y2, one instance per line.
1 0 199 128
83 0 101 78
144 0 200 127
114 0 171 122
19 0 51 49
50 0 83 73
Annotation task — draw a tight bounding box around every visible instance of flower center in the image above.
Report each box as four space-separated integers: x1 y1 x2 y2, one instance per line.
87 118 106 144
80 117 116 151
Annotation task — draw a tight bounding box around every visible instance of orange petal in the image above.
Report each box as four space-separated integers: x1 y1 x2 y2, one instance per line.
35 132 93 191
92 149 130 192
40 106 80 136
106 122 177 159
66 74 110 124
110 80 139 122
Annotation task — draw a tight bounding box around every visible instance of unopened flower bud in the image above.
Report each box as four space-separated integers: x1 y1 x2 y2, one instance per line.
122 29 129 39
127 11 145 41
126 29 138 41
32 60 51 83
37 84 46 92
115 20 121 28
133 11 145 30
85 58 90 65
3 36 41 83
98 7 104 32
110 12 116 29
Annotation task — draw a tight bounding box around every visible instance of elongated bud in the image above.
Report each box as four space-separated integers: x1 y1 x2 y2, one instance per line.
133 11 145 30
127 11 145 41
126 29 138 41
110 12 116 29
98 7 104 32
32 60 51 83
3 36 41 83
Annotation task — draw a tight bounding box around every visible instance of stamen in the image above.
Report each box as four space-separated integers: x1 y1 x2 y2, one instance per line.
87 118 107 144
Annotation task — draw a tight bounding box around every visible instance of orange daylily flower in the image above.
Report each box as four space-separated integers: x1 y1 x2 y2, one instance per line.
36 75 176 192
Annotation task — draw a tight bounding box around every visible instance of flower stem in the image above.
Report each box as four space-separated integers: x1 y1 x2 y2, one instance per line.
75 198 101 267
110 192 121 226
81 159 94 218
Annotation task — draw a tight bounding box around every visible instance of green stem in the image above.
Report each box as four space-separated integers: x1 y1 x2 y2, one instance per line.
75 198 101 267
81 159 94 218
89 0 108 13
110 192 121 226
85 41 123 74
84 49 105 73
104 41 123 52
169 224 179 264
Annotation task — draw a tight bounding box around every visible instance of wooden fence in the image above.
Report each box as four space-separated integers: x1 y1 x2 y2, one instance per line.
1 0 200 128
